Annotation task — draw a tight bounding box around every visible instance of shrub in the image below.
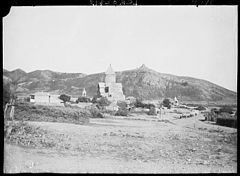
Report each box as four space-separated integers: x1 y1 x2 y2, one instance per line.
134 98 145 108
89 106 104 118
117 101 127 109
219 106 234 114
76 96 91 103
195 105 206 111
162 98 171 109
147 107 157 115
115 108 129 116
59 94 71 103
115 101 129 116
95 97 111 108
134 99 155 109
145 103 155 109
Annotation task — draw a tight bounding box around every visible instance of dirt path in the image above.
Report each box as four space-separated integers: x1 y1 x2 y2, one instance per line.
4 115 237 173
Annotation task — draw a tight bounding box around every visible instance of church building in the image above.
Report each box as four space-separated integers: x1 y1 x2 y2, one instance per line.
98 65 125 101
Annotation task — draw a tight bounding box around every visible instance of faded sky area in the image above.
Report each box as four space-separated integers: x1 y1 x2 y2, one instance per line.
3 6 237 92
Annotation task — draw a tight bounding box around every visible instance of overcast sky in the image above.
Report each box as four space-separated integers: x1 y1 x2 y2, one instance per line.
3 6 237 92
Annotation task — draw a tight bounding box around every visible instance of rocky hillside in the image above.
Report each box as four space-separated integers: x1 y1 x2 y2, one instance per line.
3 65 237 102
117 65 237 102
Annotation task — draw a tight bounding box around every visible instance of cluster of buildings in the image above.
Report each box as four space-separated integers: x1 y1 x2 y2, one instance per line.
29 65 125 104
28 65 179 107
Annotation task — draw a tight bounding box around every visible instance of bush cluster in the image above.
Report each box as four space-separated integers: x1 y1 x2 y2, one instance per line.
89 106 104 118
92 96 111 108
162 98 171 109
134 99 155 109
117 101 127 109
115 108 129 116
59 94 71 103
76 96 91 103
134 99 145 108
147 107 157 115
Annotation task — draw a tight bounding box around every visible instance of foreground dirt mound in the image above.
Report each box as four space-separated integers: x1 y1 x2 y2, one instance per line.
14 102 90 124
4 121 72 150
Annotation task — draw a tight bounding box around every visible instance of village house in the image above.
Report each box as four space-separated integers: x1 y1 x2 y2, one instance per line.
98 65 125 101
29 92 62 104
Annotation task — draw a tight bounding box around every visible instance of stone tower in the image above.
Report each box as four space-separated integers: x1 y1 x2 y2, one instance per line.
105 64 116 83
98 65 125 101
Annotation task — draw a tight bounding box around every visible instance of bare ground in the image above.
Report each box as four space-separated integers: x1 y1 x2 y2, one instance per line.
4 113 237 173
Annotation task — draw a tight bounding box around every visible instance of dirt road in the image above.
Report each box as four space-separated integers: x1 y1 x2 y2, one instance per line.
4 114 237 173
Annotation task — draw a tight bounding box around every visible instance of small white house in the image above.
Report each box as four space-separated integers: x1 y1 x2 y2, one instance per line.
29 92 62 104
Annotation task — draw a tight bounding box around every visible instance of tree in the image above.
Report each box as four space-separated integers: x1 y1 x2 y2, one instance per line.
162 98 171 109
59 94 71 103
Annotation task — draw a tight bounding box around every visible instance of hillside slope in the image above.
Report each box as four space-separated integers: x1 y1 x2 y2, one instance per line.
3 65 237 102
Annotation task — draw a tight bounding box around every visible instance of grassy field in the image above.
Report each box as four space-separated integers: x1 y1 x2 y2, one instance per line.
11 102 90 124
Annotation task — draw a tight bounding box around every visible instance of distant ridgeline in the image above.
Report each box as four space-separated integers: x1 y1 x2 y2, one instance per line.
3 65 237 103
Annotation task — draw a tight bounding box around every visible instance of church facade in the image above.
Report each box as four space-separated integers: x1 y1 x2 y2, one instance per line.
98 65 125 101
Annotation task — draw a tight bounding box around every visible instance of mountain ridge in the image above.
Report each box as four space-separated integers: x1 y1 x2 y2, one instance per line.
3 65 237 102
